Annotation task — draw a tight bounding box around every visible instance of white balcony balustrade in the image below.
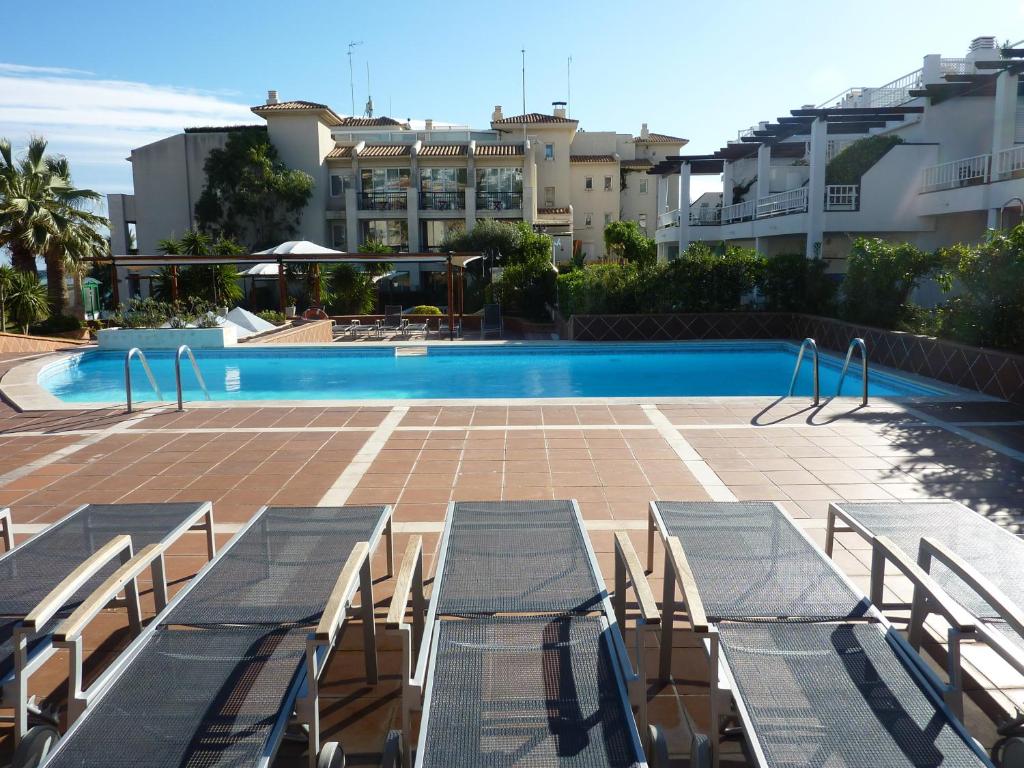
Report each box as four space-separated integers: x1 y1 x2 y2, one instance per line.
756 188 808 218
920 154 991 193
689 208 721 226
825 185 859 211
995 145 1024 181
720 200 755 224
657 210 679 228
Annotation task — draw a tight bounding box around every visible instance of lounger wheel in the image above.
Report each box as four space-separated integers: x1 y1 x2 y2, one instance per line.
317 741 345 768
380 729 404 768
994 736 1024 767
11 724 60 768
689 732 712 768
646 724 670 768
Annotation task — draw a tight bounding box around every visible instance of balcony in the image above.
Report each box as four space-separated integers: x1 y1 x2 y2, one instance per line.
995 145 1024 182
657 210 679 228
756 188 808 218
825 184 859 211
920 155 990 193
420 191 465 211
476 192 522 211
359 191 408 211
690 208 721 226
721 200 755 224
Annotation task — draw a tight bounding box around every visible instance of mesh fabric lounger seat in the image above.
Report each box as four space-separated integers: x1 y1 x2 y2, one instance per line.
648 501 989 768
380 305 407 335
480 303 502 338
388 500 660 768
39 505 393 768
0 502 215 746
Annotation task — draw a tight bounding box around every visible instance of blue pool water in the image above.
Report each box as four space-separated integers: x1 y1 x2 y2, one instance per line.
39 343 947 403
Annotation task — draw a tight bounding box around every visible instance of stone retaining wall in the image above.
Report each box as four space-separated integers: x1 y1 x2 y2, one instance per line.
245 319 334 344
0 331 90 354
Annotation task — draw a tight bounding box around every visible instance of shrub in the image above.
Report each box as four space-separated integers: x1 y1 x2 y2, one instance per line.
493 257 557 321
445 219 552 267
30 314 84 335
410 305 441 315
761 254 837 314
826 135 903 185
328 264 375 314
256 310 286 325
4 271 49 333
654 243 765 312
557 261 648 316
604 220 656 268
112 297 220 329
840 238 946 328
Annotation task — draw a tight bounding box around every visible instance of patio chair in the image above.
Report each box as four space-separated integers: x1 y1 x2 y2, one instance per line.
480 303 502 338
402 317 429 338
648 500 990 768
826 501 1024 701
379 304 407 337
33 504 394 768
386 499 664 768
434 316 460 338
337 319 379 339
0 502 216 753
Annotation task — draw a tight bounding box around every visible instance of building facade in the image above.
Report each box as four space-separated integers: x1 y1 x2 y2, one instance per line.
108 96 686 294
651 36 1024 269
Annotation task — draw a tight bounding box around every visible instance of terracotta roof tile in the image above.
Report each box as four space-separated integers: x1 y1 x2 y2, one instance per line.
337 116 403 127
358 144 412 158
326 146 353 159
474 144 524 157
634 132 688 144
570 154 617 164
418 144 469 157
493 112 577 125
251 100 344 125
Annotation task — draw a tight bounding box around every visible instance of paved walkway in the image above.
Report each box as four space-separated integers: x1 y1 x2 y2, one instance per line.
0 385 1022 765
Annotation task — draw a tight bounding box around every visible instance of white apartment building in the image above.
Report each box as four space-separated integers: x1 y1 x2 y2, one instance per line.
108 97 685 292
651 36 1024 267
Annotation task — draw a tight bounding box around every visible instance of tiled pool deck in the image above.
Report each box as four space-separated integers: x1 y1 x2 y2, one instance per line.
2 350 1024 765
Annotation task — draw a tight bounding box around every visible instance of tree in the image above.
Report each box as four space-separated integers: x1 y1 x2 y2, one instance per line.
840 238 946 328
444 219 552 267
194 129 314 249
603 220 656 268
153 230 244 304
0 137 108 314
328 263 376 314
5 270 49 332
0 265 13 332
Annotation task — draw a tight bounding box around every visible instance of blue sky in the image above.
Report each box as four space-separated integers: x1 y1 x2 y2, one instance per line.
0 0 1017 203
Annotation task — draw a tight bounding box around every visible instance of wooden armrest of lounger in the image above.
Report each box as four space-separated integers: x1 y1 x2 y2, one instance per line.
0 507 12 552
54 543 167 644
873 536 976 633
23 535 134 632
315 541 370 643
920 537 1024 636
614 532 660 625
666 536 709 633
386 536 423 630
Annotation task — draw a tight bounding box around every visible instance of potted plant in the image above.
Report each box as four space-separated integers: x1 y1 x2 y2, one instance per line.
285 296 298 318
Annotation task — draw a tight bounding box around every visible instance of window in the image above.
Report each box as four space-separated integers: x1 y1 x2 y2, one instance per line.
584 212 593 227
604 176 613 191
475 167 523 193
544 143 554 160
331 224 347 249
604 212 613 226
360 167 411 193
362 219 408 249
330 174 345 197
544 186 556 207
422 219 465 250
638 213 647 229
585 176 593 191
419 167 467 193
639 179 648 194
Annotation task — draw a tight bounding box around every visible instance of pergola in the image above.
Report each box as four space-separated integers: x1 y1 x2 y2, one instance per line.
91 251 483 340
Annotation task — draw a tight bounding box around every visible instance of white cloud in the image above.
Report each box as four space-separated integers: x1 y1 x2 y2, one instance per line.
0 66 255 197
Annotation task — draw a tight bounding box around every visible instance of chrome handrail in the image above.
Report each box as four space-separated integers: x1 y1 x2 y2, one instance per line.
124 348 163 413
174 345 212 411
787 338 820 405
835 337 869 405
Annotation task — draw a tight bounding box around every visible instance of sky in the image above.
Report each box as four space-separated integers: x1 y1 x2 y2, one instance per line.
0 0 1018 208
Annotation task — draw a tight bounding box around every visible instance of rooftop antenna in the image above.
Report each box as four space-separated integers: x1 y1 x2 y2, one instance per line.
567 55 572 118
347 40 363 116
521 48 526 115
364 61 373 117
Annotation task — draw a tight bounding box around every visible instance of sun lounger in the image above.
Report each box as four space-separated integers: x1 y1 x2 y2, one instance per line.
387 499 662 768
480 303 502 338
649 500 990 768
34 504 394 768
435 317 460 338
0 502 215 752
826 501 1024 697
380 305 407 336
336 319 379 339
402 318 429 338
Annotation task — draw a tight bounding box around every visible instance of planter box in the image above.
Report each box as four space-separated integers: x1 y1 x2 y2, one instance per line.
97 326 237 350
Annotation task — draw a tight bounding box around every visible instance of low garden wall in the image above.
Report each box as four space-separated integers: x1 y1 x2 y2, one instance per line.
246 318 333 344
0 331 90 354
567 312 1024 404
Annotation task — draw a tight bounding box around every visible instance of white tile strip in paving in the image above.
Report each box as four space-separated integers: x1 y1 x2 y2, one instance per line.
318 406 409 506
642 404 737 502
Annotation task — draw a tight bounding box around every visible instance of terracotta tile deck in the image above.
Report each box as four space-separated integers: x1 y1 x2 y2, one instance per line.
0 396 1021 765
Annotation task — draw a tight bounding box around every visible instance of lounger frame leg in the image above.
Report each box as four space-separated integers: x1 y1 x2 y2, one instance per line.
360 555 378 685
869 543 887 607
385 517 395 578
708 633 722 768
0 508 12 552
659 555 675 681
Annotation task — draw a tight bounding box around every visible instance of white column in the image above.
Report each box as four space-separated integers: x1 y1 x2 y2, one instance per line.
407 145 421 252
465 143 477 231
677 162 691 254
805 117 827 260
721 160 734 208
992 69 1019 158
756 144 771 201
657 174 669 214
344 174 359 250
987 208 999 230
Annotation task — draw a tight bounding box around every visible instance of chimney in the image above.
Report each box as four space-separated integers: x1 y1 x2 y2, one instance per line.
266 90 279 105
552 101 567 119
491 105 503 122
640 122 649 140
425 118 434 131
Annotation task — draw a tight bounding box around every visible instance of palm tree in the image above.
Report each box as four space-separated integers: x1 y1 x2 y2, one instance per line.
5 270 49 332
0 137 107 315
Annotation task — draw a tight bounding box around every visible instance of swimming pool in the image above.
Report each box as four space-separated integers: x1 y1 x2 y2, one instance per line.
37 342 949 403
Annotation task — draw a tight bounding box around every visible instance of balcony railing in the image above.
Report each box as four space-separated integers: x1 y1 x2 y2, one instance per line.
359 191 408 211
476 192 522 211
920 154 991 193
825 185 859 211
756 188 808 218
995 145 1024 181
721 200 755 224
420 191 465 211
690 208 721 226
657 210 679 228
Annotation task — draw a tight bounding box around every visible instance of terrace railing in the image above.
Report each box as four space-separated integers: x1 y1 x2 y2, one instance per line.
720 200 756 224
476 192 522 211
995 145 1024 181
657 210 679 228
420 191 464 211
359 191 408 211
689 208 721 226
756 187 808 218
920 154 991 193
825 185 859 211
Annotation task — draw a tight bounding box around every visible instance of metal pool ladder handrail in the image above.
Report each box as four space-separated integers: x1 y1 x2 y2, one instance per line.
124 348 163 413
835 337 869 406
787 338 820 405
174 345 212 411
